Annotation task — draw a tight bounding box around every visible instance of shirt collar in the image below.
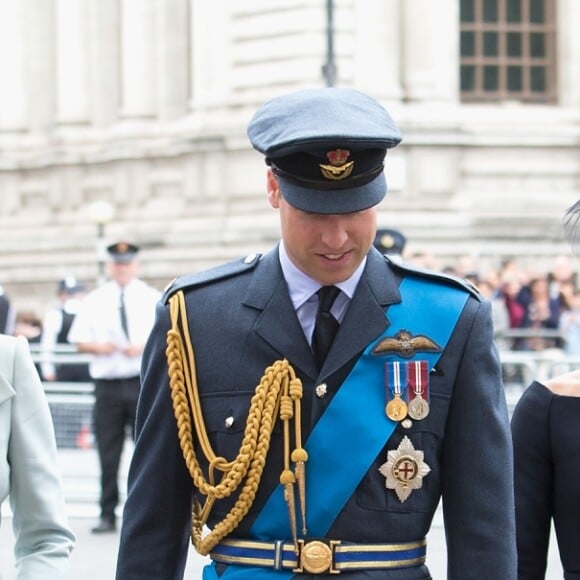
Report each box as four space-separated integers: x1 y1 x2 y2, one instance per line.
278 241 366 309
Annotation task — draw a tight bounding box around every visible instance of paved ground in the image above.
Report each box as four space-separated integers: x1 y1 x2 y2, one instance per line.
0 443 564 579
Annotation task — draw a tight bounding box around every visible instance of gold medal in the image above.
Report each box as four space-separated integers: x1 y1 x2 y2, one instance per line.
385 361 408 422
408 395 430 420
386 395 408 422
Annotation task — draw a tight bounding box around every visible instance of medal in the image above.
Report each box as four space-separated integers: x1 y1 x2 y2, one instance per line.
379 436 431 502
385 362 408 421
407 360 430 420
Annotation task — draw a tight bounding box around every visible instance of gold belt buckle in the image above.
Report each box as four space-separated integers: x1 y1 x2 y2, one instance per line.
294 539 340 575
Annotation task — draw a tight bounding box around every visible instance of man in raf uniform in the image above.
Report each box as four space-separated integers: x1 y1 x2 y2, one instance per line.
116 88 516 579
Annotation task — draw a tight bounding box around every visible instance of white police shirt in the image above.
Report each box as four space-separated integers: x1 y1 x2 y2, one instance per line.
68 279 160 380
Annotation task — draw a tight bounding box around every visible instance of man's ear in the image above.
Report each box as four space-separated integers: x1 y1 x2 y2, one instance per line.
267 169 281 209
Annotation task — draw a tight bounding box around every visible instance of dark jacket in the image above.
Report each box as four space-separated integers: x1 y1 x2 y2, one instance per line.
512 381 580 579
116 247 516 579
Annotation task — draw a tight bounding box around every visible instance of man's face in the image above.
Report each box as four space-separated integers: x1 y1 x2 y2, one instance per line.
108 260 138 287
267 171 377 285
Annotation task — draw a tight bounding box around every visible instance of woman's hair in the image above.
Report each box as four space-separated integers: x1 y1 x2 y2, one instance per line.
563 200 580 247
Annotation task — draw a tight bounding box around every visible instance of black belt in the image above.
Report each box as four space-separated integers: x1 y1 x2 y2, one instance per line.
211 538 427 575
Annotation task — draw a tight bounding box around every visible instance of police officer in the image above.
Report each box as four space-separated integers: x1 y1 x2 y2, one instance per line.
68 242 160 534
40 276 90 382
116 88 516 578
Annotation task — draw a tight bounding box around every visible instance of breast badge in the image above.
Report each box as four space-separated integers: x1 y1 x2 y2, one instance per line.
379 436 431 502
372 330 441 358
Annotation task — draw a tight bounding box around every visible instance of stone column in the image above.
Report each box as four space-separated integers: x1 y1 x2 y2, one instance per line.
88 0 121 127
189 0 229 109
558 0 580 107
156 0 189 120
401 0 459 102
55 0 90 124
120 0 156 119
0 0 27 131
353 0 403 101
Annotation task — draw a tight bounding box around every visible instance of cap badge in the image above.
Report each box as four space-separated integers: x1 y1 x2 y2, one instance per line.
379 436 431 502
380 234 395 248
319 149 354 181
372 330 441 358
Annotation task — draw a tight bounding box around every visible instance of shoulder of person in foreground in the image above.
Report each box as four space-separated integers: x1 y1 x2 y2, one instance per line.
161 253 263 304
2 334 75 576
544 368 580 397
386 256 483 300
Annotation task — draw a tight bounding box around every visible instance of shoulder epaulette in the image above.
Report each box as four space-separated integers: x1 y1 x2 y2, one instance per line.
387 257 482 300
162 253 262 303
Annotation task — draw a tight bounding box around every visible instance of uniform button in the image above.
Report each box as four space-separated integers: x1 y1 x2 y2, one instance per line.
401 419 413 429
224 416 234 428
315 383 327 398
244 253 257 264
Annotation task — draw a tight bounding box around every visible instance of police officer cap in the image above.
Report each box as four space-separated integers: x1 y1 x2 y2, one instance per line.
58 276 85 294
374 228 407 256
247 87 402 214
107 241 139 263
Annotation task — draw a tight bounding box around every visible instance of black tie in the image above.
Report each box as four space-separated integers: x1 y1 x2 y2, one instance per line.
312 286 340 368
119 290 129 339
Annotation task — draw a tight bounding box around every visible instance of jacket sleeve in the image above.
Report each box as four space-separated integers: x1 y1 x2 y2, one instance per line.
116 302 194 580
511 382 553 578
441 299 517 579
9 336 75 579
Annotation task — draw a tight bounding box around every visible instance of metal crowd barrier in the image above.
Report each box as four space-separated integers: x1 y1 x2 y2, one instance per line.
29 345 95 449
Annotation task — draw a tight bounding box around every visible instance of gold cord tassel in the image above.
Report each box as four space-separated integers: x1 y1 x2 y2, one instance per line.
166 290 307 556
280 469 298 552
292 449 308 536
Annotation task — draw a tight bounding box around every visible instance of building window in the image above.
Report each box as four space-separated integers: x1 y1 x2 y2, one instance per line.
460 0 556 103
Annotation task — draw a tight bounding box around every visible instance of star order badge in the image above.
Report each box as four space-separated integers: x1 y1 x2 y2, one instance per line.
379 436 431 502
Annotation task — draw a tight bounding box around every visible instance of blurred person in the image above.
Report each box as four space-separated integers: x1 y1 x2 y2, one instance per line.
478 278 510 351
519 275 562 351
116 88 516 579
558 288 580 356
0 334 75 578
0 286 15 335
373 227 406 264
512 200 580 579
13 311 43 344
40 276 91 382
68 241 160 534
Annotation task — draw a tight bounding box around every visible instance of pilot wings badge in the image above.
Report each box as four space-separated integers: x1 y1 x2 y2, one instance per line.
379 436 431 502
372 330 441 358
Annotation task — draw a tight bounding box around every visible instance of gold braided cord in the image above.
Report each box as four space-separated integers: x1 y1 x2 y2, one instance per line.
166 291 307 555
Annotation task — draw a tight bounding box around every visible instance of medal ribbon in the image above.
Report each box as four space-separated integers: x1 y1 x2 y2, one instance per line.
211 277 469 580
386 361 407 401
408 360 428 400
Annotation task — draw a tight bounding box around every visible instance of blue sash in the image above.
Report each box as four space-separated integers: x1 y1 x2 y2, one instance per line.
206 276 469 579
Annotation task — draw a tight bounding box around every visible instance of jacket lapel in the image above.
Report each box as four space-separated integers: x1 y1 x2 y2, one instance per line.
243 248 319 380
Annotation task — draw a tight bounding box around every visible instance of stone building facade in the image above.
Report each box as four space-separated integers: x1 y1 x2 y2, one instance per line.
0 0 579 314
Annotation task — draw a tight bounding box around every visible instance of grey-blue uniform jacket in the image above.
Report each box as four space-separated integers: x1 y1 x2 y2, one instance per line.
116 246 516 579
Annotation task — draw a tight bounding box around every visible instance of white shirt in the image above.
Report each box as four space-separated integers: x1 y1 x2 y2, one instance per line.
278 241 365 344
68 279 160 379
